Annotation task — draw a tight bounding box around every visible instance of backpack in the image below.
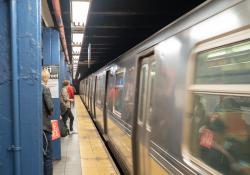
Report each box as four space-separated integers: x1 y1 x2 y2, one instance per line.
59 119 69 137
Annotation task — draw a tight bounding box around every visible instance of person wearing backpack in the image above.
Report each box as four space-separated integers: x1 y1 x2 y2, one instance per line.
60 80 74 133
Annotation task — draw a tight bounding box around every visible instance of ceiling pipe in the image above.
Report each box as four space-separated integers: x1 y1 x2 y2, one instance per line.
52 0 70 63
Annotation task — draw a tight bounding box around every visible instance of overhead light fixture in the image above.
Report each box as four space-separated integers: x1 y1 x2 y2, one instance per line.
73 46 81 53
71 1 90 79
72 1 89 26
72 33 83 44
73 55 79 60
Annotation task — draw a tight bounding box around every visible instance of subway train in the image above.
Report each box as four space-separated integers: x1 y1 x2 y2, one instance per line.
79 0 250 174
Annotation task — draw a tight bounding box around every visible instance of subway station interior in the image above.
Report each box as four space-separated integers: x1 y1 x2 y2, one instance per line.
1 0 250 175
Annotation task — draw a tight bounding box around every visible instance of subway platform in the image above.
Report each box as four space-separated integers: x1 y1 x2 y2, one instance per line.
53 96 119 175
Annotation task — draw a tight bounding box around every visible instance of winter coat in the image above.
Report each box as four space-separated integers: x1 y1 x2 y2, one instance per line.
42 84 54 132
60 86 70 114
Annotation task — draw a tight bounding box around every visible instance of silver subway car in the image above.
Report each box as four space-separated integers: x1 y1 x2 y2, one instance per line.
80 0 250 174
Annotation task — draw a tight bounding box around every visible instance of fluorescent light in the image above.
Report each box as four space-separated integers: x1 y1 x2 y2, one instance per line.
72 1 89 26
73 47 81 53
73 55 79 60
72 33 83 44
71 1 90 75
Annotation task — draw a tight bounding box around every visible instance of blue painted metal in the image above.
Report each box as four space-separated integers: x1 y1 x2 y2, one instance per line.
51 30 60 65
42 28 61 160
59 52 72 83
43 29 52 65
10 1 21 174
1 0 43 174
43 29 60 65
60 52 66 85
0 1 14 174
18 0 43 174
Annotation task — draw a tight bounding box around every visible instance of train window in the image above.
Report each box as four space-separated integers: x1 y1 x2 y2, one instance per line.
146 62 156 131
100 75 106 107
185 34 250 175
188 94 250 174
107 73 115 110
85 79 88 103
138 64 148 125
113 70 125 116
96 76 102 106
195 40 250 84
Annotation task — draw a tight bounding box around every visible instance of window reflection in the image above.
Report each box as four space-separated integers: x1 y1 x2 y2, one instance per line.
113 71 125 115
146 62 156 131
190 94 250 174
138 65 148 123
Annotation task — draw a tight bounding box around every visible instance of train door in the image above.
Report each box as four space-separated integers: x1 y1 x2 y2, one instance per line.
103 70 110 134
87 79 89 108
91 77 96 118
89 77 93 114
136 52 156 175
84 79 87 104
88 78 91 109
83 80 86 103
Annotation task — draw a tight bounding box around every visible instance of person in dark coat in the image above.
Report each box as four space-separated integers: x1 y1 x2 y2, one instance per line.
42 69 54 175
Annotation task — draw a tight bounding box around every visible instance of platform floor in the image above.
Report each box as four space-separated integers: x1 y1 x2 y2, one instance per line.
53 96 119 175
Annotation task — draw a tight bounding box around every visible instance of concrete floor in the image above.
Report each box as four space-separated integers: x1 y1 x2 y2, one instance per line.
53 106 82 175
53 96 119 175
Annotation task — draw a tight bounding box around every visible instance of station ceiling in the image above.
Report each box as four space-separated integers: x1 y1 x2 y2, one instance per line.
77 0 207 79
51 0 207 79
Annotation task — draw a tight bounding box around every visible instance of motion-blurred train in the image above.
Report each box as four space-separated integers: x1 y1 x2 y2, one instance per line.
80 0 250 174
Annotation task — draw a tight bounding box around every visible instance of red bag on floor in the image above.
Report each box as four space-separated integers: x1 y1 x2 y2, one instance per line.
51 120 60 141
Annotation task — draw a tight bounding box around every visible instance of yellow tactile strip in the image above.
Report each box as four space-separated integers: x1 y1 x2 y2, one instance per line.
75 96 120 175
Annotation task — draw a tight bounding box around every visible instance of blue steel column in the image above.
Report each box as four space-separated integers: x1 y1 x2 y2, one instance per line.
0 1 14 174
10 1 21 175
0 0 42 174
60 51 66 86
17 0 43 174
43 28 61 160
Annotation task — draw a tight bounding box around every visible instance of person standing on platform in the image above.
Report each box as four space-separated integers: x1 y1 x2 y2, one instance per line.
67 83 76 107
60 80 75 133
42 69 54 175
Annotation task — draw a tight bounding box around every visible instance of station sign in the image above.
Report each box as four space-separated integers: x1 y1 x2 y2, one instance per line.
44 65 59 98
